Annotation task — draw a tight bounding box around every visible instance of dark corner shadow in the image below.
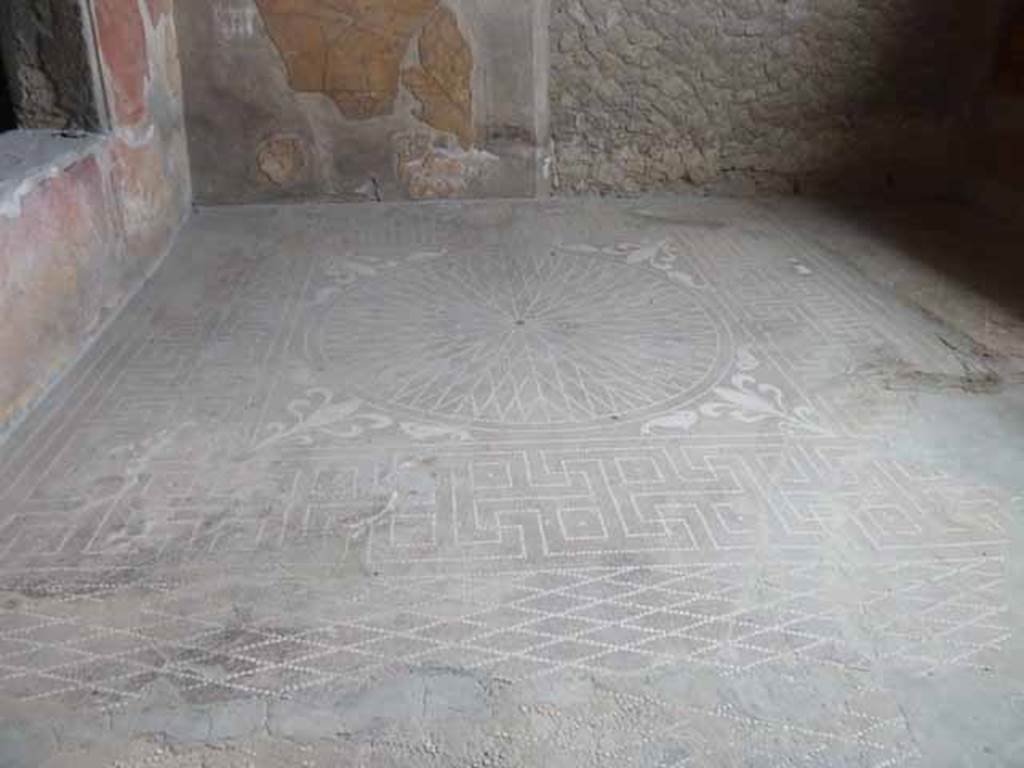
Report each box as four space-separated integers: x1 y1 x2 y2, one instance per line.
812 198 1024 326
763 0 1024 344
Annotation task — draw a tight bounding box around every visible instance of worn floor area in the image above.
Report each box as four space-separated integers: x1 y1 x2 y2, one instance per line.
0 197 1022 766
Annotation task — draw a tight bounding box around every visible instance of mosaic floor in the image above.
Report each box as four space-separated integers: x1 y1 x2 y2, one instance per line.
0 197 1021 766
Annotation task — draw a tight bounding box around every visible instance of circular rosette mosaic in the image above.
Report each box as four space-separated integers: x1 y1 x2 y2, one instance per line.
313 245 732 429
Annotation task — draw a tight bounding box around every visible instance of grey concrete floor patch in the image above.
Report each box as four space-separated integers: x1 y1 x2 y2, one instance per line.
0 197 1021 766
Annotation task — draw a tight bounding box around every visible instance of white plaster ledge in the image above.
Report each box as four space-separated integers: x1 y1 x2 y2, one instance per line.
0 129 106 218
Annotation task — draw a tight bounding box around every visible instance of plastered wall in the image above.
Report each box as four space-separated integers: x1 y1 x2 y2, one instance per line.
175 0 549 203
0 0 191 433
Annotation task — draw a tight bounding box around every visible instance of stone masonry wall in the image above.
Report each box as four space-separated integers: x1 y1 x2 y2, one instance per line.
0 0 191 433
0 0 102 131
551 0 985 195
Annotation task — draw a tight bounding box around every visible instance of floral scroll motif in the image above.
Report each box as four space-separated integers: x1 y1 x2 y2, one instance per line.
253 388 469 452
643 347 830 436
560 239 706 289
